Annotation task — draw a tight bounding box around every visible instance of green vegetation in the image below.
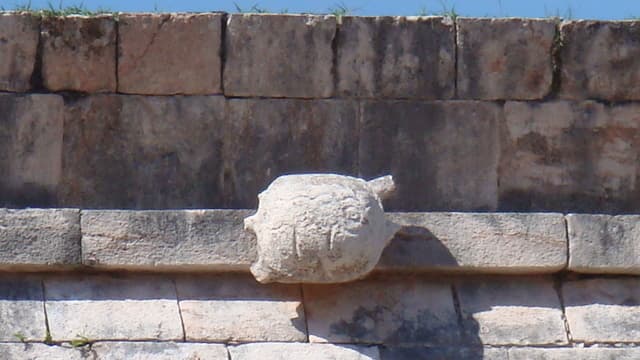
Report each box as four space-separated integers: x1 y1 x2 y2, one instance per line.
69 334 91 348
2 1 114 17
13 332 26 343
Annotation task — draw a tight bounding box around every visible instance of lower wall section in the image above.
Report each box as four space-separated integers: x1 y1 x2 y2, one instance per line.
0 272 638 359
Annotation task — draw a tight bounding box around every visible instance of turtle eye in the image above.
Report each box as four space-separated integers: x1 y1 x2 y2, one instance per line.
343 205 361 222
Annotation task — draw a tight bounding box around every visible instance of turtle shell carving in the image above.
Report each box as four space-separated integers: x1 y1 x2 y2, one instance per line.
244 174 399 283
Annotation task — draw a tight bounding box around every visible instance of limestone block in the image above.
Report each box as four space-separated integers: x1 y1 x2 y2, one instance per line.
379 347 505 360
567 214 640 274
560 20 640 100
81 209 255 269
563 278 640 343
176 273 306 342
41 15 116 92
0 94 64 207
457 18 555 100
0 344 85 360
58 95 225 209
304 277 460 345
0 275 46 341
44 274 183 341
92 342 228 360
380 212 567 273
118 13 222 95
359 100 500 211
456 277 567 345
337 16 454 99
245 174 399 283
0 209 80 267
500 101 640 212
508 347 640 360
224 14 335 97
229 343 380 360
0 13 39 91
224 99 358 208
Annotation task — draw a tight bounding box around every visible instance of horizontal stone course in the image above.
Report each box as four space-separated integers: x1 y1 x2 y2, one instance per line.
0 13 39 92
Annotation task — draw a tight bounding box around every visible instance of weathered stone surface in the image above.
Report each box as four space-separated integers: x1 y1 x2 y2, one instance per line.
0 209 80 268
380 212 567 273
337 16 454 99
58 95 225 209
379 347 504 360
457 18 555 100
44 274 183 341
41 15 116 92
0 275 46 342
224 14 335 98
0 94 64 207
92 342 228 359
246 174 399 283
176 273 306 342
567 214 640 274
0 13 39 91
456 277 567 345
508 347 640 360
560 20 640 100
230 343 380 360
118 13 222 95
304 277 459 345
563 278 640 343
224 99 358 208
500 101 640 212
0 344 85 360
81 209 255 269
359 101 500 211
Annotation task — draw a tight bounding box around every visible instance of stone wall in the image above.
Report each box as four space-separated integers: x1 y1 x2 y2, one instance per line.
2 12 640 212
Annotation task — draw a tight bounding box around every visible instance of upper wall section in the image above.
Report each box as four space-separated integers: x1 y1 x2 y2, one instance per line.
1 12 640 212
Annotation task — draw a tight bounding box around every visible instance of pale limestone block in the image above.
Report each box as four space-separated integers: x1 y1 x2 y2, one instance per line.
118 13 222 95
245 174 399 283
0 275 46 341
176 273 306 342
563 278 640 343
456 277 567 345
92 342 228 360
229 343 380 360
224 14 335 97
457 18 555 100
0 13 39 91
44 274 183 341
41 15 116 92
0 343 86 360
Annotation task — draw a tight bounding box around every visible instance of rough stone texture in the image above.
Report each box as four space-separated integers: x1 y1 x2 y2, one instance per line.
0 94 64 207
224 14 335 98
380 212 567 273
41 15 116 92
500 101 640 212
560 20 640 100
0 275 46 342
457 18 555 100
563 278 640 343
81 209 255 269
304 276 460 345
567 214 640 274
508 348 640 360
456 277 567 345
0 344 86 360
44 274 183 341
0 13 39 91
359 100 500 211
176 273 306 342
379 347 504 360
224 99 358 208
0 209 80 267
58 95 225 209
245 174 399 283
337 16 454 99
230 343 380 360
92 342 228 359
118 13 222 95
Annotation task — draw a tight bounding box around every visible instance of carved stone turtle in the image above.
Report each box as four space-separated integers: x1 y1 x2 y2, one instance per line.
244 174 399 283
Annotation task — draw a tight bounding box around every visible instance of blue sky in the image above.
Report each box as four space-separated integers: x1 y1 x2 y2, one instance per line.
2 0 640 20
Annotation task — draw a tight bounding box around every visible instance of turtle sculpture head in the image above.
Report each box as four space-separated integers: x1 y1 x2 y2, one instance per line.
244 174 400 283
